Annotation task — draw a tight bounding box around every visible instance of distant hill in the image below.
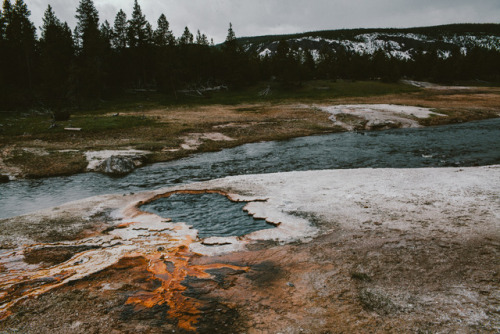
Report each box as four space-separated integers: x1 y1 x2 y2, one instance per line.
237 24 500 60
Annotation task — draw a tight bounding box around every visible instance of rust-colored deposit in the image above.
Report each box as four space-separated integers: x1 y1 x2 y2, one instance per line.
126 236 248 331
0 199 248 332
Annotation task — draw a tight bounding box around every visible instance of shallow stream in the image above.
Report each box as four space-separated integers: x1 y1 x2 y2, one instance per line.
1 119 499 219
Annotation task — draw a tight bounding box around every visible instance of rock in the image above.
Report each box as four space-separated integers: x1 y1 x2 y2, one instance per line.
0 175 9 183
359 288 399 315
96 155 141 176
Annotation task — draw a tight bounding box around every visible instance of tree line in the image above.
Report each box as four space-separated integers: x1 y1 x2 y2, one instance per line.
267 40 500 84
1 0 499 111
0 0 257 110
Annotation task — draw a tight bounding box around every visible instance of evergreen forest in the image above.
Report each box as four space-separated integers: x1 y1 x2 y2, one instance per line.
1 0 499 111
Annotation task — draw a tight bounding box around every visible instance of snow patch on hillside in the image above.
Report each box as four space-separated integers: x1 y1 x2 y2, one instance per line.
259 48 272 57
251 32 500 61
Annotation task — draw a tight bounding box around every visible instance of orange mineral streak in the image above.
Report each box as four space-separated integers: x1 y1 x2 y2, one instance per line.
0 189 253 328
115 221 139 229
0 270 74 321
126 236 248 332
0 310 11 321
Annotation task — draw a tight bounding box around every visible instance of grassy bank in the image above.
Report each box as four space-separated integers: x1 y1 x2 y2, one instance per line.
1 80 499 179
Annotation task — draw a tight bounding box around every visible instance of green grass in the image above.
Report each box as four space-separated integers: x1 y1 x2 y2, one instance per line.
68 115 155 132
85 80 419 112
0 80 418 138
154 80 419 106
0 113 156 137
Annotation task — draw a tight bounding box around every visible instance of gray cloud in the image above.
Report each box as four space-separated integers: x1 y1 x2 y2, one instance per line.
25 0 500 42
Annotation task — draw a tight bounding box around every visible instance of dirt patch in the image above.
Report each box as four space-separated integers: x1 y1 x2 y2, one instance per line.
23 246 101 267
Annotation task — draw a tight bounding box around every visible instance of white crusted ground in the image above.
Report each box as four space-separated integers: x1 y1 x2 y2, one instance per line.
317 104 446 130
1 166 498 316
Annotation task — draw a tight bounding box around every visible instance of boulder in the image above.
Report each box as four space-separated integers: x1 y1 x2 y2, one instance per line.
95 156 142 176
0 174 9 183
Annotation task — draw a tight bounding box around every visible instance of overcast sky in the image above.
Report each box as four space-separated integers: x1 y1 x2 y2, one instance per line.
24 0 500 43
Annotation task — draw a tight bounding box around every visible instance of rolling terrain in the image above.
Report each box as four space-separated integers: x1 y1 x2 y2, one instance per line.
239 24 500 60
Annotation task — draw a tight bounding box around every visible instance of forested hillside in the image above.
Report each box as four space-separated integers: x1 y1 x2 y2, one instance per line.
1 0 499 111
240 24 500 84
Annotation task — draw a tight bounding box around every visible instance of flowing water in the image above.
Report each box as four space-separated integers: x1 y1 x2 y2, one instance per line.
1 119 499 219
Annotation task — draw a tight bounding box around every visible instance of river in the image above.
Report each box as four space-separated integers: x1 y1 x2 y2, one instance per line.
1 119 499 219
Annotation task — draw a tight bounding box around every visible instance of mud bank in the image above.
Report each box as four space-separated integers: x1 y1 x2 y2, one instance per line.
0 166 499 333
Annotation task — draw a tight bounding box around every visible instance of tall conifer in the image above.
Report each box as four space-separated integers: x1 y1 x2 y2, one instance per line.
112 9 127 49
127 0 148 48
39 5 74 107
178 26 193 45
154 13 174 47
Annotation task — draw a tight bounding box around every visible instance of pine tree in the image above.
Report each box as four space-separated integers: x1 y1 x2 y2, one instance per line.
1 0 37 107
144 21 153 43
178 26 193 45
112 9 127 49
273 39 292 82
100 20 112 47
39 5 74 107
74 0 99 51
195 30 208 46
0 1 12 56
109 9 129 91
154 13 174 47
219 23 254 87
0 1 7 40
0 0 13 107
127 0 148 48
40 4 59 39
223 22 237 52
1 0 12 37
303 50 316 79
226 23 235 42
73 0 104 104
126 1 154 89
